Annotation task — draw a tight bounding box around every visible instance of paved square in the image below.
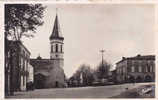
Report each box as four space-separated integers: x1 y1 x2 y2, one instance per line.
6 82 154 98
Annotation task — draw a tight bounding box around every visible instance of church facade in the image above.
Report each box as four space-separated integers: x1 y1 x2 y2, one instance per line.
30 14 65 88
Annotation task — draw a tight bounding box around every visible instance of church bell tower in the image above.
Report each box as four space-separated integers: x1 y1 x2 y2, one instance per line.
49 13 64 68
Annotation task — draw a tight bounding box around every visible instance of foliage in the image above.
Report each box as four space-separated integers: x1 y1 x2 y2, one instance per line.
5 4 45 41
78 64 94 85
69 60 112 87
70 64 94 86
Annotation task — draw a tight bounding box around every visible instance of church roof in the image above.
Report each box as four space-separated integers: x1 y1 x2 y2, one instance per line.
35 71 49 76
49 14 64 40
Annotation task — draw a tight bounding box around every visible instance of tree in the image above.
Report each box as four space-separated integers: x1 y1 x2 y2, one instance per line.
71 64 94 86
5 4 45 41
96 60 112 79
4 4 45 96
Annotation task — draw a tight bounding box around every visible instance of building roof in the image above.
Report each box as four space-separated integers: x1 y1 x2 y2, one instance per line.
30 59 53 68
35 71 49 76
30 57 63 71
116 54 155 64
49 14 64 40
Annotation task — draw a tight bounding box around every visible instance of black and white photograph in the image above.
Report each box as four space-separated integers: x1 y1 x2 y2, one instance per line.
4 3 156 98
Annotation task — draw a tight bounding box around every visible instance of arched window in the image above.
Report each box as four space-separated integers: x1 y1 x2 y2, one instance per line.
61 45 62 53
56 44 58 52
51 45 53 53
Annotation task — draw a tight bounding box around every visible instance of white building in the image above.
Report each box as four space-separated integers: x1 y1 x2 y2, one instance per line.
27 63 34 83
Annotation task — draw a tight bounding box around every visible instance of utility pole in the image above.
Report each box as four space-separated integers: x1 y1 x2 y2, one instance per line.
100 49 105 67
100 49 105 79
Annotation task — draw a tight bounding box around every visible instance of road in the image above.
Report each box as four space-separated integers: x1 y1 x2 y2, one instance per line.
6 82 154 98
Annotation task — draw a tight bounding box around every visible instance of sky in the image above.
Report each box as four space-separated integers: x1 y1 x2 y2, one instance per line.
22 4 155 78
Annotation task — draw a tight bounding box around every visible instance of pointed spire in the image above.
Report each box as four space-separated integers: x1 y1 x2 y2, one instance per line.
50 9 64 40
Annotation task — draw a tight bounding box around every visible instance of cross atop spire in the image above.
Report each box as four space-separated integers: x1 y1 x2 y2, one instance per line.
50 10 64 40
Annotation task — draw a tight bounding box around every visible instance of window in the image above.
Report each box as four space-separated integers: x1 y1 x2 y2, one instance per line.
23 50 25 58
123 67 126 73
24 60 25 71
153 66 155 72
147 65 150 72
21 58 23 69
145 66 147 72
150 66 152 72
26 60 28 71
8 51 10 58
119 68 121 74
117 68 119 74
117 68 120 74
56 44 58 52
131 66 135 72
61 45 62 53
120 68 122 74
23 76 25 86
51 45 53 53
23 59 25 70
138 66 142 72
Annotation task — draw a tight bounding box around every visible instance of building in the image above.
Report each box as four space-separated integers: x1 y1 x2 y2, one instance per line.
5 38 12 95
30 13 65 88
116 54 155 83
26 63 34 90
5 39 31 95
108 70 117 83
27 63 34 83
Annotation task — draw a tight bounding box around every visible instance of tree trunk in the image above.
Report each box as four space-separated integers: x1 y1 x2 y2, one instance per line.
10 45 14 95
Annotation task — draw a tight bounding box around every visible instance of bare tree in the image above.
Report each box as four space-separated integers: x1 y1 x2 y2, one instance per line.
72 64 94 86
96 60 112 79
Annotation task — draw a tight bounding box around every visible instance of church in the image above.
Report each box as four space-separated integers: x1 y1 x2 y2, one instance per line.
30 13 66 88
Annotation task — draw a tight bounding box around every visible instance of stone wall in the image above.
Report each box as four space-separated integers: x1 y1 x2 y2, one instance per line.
30 59 65 88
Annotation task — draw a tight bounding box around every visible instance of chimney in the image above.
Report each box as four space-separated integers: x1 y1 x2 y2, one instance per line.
137 54 141 57
122 57 126 60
